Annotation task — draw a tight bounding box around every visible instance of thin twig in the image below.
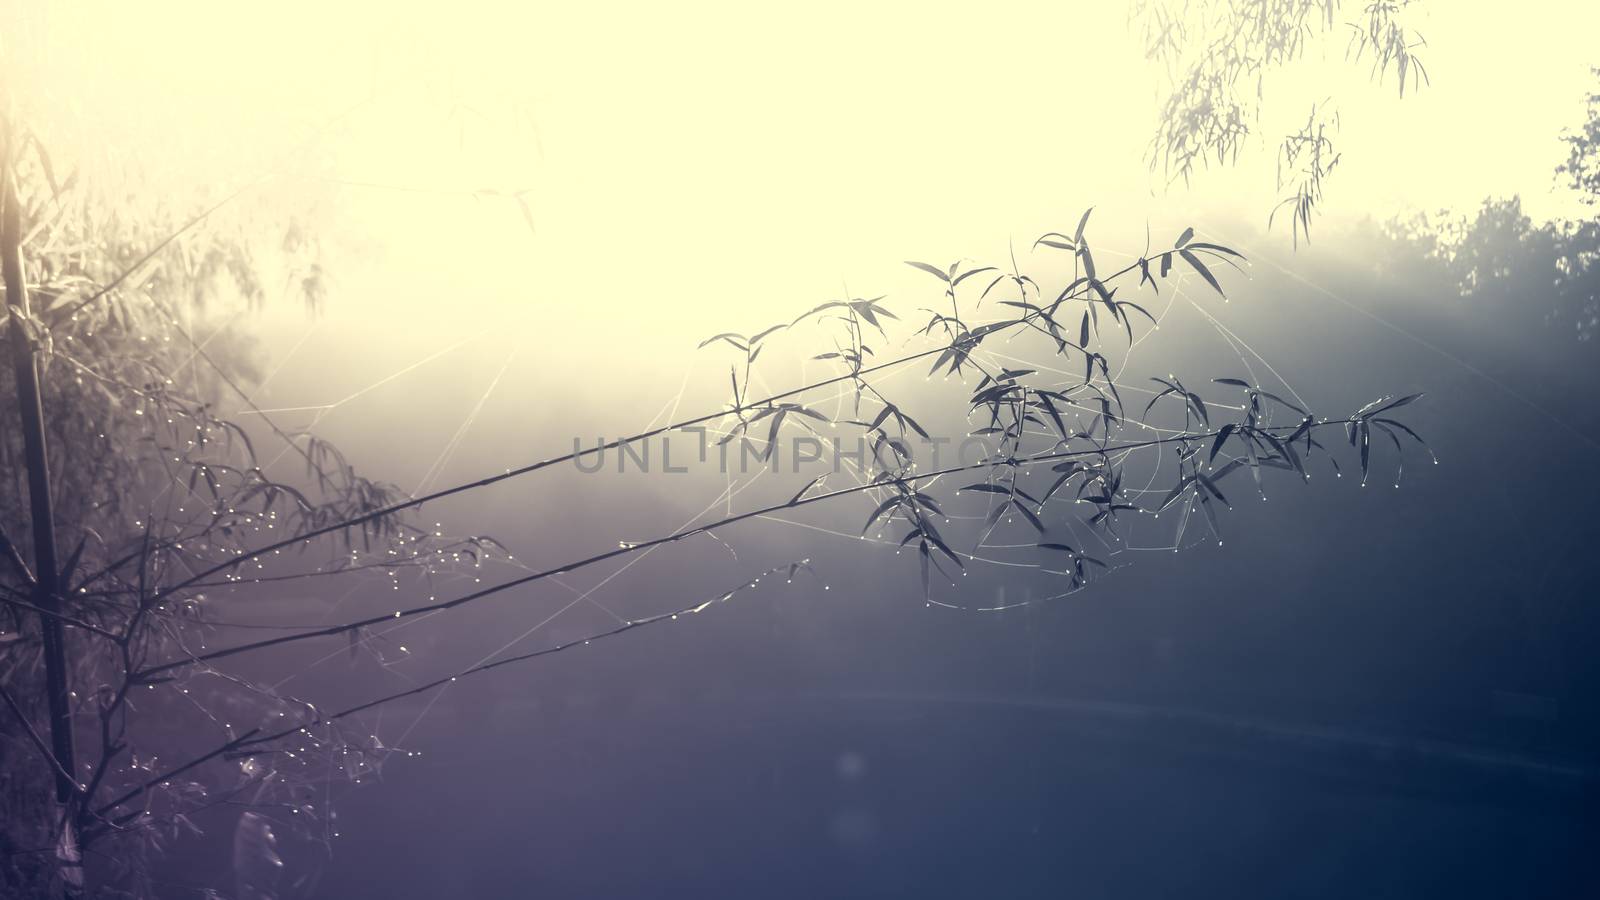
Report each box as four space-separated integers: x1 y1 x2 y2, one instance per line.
136 417 1352 680
0 679 81 794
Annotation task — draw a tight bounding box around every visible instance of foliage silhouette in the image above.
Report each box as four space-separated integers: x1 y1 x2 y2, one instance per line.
1135 0 1428 241
1382 68 1600 350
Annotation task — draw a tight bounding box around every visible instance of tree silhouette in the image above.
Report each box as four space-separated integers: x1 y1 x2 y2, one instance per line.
1558 67 1600 206
0 113 489 896
1383 67 1600 349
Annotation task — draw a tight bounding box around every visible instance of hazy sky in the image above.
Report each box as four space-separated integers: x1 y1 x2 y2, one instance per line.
35 2 1600 204
11 1 1600 340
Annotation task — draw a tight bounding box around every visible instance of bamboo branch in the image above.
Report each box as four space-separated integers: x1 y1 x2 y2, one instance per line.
0 680 81 795
142 252 1181 605
0 521 36 585
96 564 796 821
134 418 1350 680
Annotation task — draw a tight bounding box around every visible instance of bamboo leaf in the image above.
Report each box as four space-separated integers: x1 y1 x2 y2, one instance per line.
905 260 950 282
1209 423 1235 462
1074 207 1094 244
1180 249 1224 295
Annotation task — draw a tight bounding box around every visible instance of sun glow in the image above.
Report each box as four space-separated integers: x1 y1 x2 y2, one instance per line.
5 1 1598 354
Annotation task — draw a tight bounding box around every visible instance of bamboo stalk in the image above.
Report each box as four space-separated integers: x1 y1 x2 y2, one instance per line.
4 132 82 895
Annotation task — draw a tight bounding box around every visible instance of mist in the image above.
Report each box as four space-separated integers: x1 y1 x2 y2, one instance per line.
3 3 1600 898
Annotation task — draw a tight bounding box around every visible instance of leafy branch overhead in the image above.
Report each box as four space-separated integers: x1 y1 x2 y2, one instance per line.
1135 0 1429 242
690 209 1425 596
